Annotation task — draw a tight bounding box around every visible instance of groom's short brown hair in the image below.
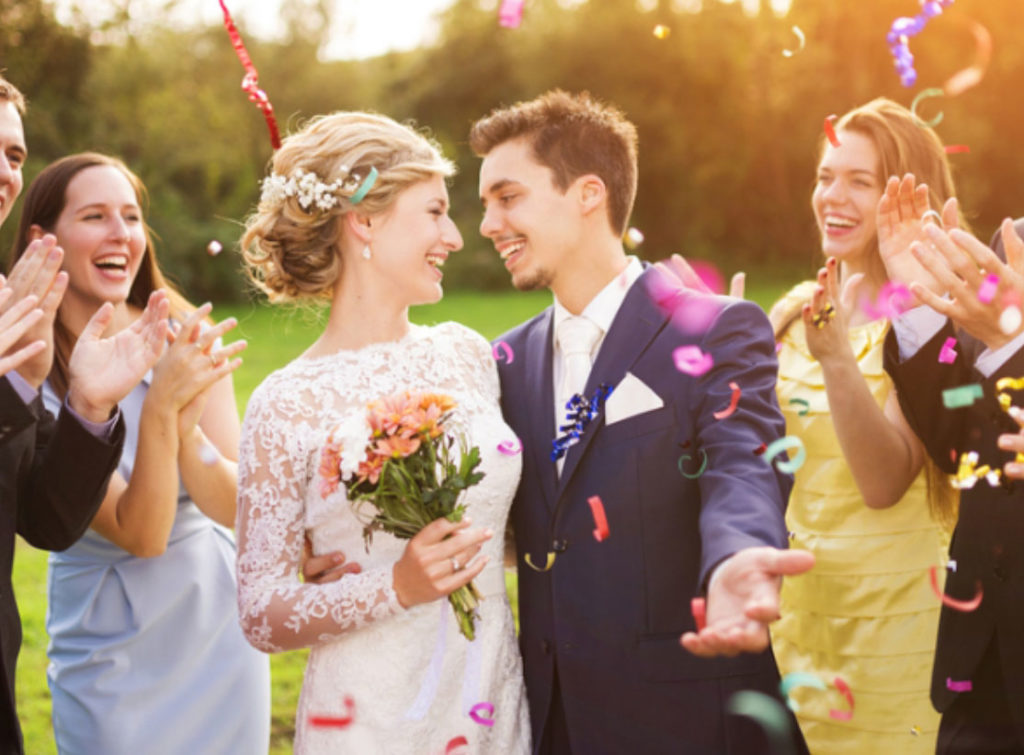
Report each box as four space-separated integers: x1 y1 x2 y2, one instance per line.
469 89 638 236
0 74 27 114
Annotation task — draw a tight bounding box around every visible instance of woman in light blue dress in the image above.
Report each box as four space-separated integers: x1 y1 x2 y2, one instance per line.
10 153 270 754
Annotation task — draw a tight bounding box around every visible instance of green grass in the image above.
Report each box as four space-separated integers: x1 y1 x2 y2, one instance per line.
14 280 795 753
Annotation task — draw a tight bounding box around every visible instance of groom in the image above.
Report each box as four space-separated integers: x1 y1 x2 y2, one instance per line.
471 90 812 753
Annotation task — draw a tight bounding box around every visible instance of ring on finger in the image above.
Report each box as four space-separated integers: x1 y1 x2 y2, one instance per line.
208 353 219 368
812 302 835 329
450 556 462 573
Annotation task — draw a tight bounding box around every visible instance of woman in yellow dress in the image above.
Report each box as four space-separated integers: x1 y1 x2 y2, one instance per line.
769 98 959 751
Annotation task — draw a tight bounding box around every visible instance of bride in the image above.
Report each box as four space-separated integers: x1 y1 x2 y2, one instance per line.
235 111 530 753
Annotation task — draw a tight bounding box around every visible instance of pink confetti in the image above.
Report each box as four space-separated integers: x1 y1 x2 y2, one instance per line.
978 273 999 304
946 677 972 692
469 701 495 727
445 736 469 754
497 439 522 455
492 341 514 364
939 337 958 364
863 282 912 320
498 0 524 28
673 345 714 377
929 565 983 612
687 260 726 295
691 597 706 631
645 270 720 335
713 382 741 420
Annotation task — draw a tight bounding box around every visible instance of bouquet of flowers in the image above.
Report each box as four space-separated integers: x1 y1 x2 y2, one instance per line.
318 391 486 640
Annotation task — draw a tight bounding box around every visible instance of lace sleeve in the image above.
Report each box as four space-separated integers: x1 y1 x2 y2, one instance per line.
448 322 501 404
235 377 403 653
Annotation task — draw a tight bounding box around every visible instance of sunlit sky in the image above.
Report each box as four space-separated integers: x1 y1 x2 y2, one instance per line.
52 0 792 60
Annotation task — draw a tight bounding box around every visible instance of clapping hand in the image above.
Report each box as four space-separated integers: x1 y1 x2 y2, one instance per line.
801 257 865 364
876 173 959 305
906 219 1024 351
653 253 746 298
680 546 814 657
0 277 45 378
0 236 68 388
66 290 171 422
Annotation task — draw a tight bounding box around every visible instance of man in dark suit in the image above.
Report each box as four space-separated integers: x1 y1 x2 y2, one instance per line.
0 74 169 753
471 90 813 754
877 175 1024 751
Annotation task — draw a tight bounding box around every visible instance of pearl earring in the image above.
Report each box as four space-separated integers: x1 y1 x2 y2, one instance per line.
362 244 372 260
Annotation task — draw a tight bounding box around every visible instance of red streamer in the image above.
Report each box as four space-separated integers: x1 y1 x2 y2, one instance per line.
587 495 610 542
217 0 281 149
308 695 355 728
929 565 983 612
944 144 971 155
691 597 707 631
446 735 470 754
823 115 841 148
829 676 854 721
713 382 741 420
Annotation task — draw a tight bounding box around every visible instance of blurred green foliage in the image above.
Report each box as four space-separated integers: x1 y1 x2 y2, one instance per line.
2 0 1022 303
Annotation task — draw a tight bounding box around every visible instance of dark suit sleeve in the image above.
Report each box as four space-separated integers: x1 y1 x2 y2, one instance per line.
693 300 793 585
0 377 39 447
885 322 1024 473
16 395 125 551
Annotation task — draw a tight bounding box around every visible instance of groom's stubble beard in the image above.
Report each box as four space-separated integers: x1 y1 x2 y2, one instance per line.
511 265 553 292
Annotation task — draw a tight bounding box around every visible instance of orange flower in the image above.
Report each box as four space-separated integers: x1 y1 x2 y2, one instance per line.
418 393 456 413
355 454 384 486
376 434 422 459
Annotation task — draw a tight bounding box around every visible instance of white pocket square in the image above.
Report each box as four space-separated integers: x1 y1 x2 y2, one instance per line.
605 372 664 425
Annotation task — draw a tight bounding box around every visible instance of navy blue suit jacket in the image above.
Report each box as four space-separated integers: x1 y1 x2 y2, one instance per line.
496 268 798 753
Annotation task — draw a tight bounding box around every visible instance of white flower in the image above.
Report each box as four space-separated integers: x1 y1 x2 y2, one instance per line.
333 413 371 481
259 168 346 212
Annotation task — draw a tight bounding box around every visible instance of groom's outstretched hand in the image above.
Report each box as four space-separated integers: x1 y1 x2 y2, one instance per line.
680 546 814 658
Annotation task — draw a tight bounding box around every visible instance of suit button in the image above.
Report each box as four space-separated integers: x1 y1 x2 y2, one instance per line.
553 538 569 553
541 640 552 654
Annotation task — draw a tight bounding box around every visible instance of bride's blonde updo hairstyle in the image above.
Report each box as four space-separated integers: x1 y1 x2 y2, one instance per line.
241 112 455 301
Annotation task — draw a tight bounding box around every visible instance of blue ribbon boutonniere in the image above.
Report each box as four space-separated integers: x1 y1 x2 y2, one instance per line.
551 383 614 462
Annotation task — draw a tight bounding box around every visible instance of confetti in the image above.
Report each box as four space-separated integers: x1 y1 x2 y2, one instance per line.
206 240 223 256
753 442 767 456
947 560 957 572
677 449 708 479
497 439 522 455
938 337 958 364
492 341 514 365
652 24 671 40
823 115 841 148
217 0 281 149
781 25 805 58
951 450 1002 489
445 735 469 754
829 676 854 721
788 398 809 416
498 0 524 28
946 677 972 693
691 597 706 631
911 87 946 128
779 672 826 713
911 725 922 736
929 565 983 611
587 495 610 542
942 383 983 409
863 281 912 320
713 382 741 420
673 345 714 377
623 226 645 250
308 695 355 728
943 19 992 97
999 305 1023 335
468 702 495 727
198 444 219 466
524 552 556 572
977 273 999 304
887 1 955 88
726 691 794 754
763 436 806 474
996 376 1024 412
944 144 970 155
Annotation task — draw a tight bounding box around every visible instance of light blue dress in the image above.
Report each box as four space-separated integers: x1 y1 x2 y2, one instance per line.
42 374 270 754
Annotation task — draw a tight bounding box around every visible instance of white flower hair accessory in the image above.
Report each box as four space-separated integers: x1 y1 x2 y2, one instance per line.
259 165 378 212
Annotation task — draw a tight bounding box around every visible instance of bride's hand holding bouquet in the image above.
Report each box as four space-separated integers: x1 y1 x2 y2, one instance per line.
319 391 492 640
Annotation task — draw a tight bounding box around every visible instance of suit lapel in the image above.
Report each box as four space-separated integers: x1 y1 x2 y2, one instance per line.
555 269 670 499
523 308 559 511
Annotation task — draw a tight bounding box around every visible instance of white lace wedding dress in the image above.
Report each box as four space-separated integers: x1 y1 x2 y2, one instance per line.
236 321 530 754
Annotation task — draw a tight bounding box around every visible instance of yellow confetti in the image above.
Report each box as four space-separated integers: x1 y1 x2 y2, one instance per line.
653 24 670 40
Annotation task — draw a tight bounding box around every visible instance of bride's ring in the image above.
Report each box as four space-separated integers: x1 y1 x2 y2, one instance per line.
450 557 462 573
208 353 219 368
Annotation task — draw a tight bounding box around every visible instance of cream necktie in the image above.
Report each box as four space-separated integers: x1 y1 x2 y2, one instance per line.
555 314 602 429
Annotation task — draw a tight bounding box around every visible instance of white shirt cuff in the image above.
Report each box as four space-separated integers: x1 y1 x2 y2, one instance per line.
976 330 1024 378
891 305 947 362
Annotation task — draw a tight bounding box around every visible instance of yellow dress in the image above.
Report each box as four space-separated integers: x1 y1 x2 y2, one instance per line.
770 282 948 752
